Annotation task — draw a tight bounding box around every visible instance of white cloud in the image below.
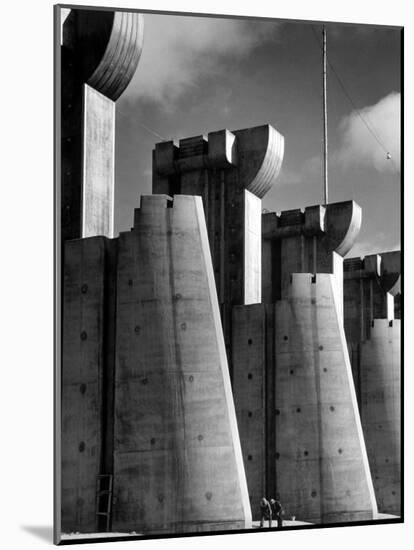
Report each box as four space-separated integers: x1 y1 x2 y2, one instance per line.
125 14 280 106
335 92 400 173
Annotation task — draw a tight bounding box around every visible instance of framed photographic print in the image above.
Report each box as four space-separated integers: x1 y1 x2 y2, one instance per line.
54 2 403 545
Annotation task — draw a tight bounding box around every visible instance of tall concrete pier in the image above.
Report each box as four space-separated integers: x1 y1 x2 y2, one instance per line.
61 9 144 241
152 126 284 381
344 251 401 514
232 201 378 523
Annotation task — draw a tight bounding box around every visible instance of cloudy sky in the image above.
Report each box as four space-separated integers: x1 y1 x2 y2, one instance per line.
113 11 401 258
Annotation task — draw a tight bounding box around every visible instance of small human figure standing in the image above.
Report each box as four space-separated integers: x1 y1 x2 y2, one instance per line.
259 497 272 528
270 498 284 528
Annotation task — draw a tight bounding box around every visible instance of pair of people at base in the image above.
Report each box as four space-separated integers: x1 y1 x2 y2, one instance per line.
259 497 284 528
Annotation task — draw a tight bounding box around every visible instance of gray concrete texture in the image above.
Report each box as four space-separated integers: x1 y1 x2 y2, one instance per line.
344 251 401 514
62 237 116 532
61 10 143 242
274 273 377 523
82 85 115 239
152 125 284 308
360 320 401 514
111 195 251 533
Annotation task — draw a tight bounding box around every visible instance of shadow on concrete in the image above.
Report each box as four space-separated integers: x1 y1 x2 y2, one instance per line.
21 525 53 543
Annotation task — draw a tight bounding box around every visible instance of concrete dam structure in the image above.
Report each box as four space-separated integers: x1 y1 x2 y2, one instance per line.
62 195 251 533
60 8 400 538
344 252 401 515
61 9 144 242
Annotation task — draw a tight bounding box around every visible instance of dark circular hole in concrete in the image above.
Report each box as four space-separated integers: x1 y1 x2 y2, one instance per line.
248 411 253 418
205 492 213 500
78 442 85 452
181 322 187 330
189 375 194 382
248 338 253 345
141 378 148 385
392 491 396 495
276 453 280 460
304 450 308 456
81 284 88 294
174 293 182 300
385 458 389 463
323 368 328 372
276 409 280 415
248 373 253 380
248 455 253 461
311 298 316 304
197 434 203 441
134 326 140 334
79 383 87 395
319 345 323 350
338 448 343 454
290 370 294 375
311 491 317 498
150 438 156 445
128 279 133 286
296 408 301 413
330 406 335 412
80 331 87 341
283 335 288 341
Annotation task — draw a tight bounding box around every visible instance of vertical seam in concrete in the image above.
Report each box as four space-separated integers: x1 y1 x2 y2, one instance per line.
109 103 115 238
167 206 186 526
81 87 87 238
220 170 225 305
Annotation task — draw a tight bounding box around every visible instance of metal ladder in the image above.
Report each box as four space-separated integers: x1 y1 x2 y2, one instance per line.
95 474 113 532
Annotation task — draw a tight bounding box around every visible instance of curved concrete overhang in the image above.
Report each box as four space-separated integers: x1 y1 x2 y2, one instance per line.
152 125 285 200
63 10 144 101
325 201 362 257
234 125 285 199
379 251 401 296
262 200 362 255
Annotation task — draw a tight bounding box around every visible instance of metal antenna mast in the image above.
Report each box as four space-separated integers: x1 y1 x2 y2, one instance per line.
323 25 329 205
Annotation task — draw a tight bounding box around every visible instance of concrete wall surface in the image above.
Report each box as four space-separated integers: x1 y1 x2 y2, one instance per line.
274 273 377 524
152 125 284 308
343 252 401 514
62 237 115 533
82 85 115 239
360 320 401 514
232 304 267 519
112 194 251 534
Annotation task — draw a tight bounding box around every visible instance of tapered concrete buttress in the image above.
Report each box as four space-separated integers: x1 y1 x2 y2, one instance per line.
259 200 378 523
112 195 251 534
62 237 117 533
275 274 378 523
344 251 401 514
360 320 401 514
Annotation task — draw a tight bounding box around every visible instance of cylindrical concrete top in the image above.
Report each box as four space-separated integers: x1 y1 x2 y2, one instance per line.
63 9 144 101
